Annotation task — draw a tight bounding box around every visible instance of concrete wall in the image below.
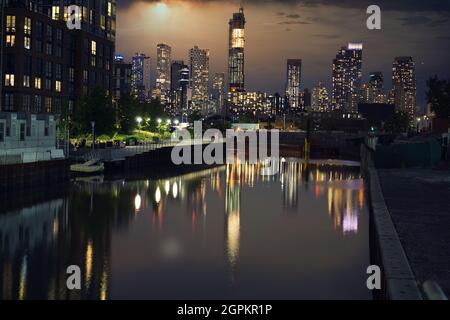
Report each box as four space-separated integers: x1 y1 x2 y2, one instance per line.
0 113 61 163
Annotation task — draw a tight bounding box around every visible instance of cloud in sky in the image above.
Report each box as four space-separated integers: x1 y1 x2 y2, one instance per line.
117 0 450 12
116 0 450 108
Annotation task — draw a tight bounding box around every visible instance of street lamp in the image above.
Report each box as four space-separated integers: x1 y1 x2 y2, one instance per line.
174 119 180 125
136 116 143 130
157 118 162 124
91 121 95 150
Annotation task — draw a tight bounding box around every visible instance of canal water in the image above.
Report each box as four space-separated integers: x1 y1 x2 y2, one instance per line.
0 159 371 300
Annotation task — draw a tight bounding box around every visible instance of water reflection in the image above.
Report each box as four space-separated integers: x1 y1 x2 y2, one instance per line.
0 159 368 299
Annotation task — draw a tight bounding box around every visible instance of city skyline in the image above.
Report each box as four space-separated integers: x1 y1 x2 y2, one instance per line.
115 1 450 109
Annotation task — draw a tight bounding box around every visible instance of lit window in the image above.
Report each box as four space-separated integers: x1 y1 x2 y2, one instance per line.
108 2 113 16
35 77 42 89
55 80 62 92
24 36 31 49
6 16 16 32
100 15 106 30
5 74 15 86
52 6 60 20
24 17 31 35
23 75 30 87
6 35 15 47
232 28 245 48
91 40 96 55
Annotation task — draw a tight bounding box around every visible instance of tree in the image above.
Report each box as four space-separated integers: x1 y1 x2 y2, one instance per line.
383 110 410 134
189 110 203 123
117 94 140 134
72 87 116 137
427 76 450 118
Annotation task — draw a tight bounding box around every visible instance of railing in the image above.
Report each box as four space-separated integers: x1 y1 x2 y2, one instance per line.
78 138 225 162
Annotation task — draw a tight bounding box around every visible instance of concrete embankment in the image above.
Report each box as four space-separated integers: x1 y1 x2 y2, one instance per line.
0 159 69 194
361 145 423 300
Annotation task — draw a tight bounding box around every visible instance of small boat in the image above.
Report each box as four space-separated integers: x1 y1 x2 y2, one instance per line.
70 158 104 174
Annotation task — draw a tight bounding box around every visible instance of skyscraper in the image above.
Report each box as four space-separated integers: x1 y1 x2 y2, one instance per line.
113 55 132 102
332 43 363 113
189 46 209 113
228 7 246 93
285 59 302 113
180 64 190 122
212 73 226 115
156 43 172 104
392 56 416 119
300 89 311 112
311 82 329 112
170 60 184 92
168 60 184 116
369 72 386 103
1 0 116 113
131 53 151 102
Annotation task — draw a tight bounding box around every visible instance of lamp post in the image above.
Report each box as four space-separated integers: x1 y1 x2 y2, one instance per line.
136 116 143 130
91 121 95 150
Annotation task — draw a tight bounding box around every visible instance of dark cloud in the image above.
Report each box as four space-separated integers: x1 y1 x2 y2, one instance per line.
285 14 301 19
399 15 450 27
117 0 450 12
278 20 310 25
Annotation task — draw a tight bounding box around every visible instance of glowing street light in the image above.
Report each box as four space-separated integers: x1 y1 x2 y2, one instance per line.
174 119 180 125
157 118 162 124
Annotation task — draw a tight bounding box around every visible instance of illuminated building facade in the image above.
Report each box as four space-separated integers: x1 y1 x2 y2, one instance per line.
131 53 150 102
392 56 416 119
369 72 385 103
332 43 363 113
228 7 245 94
311 82 329 112
300 88 311 112
268 92 285 116
228 91 271 116
179 64 190 121
189 46 209 113
156 43 171 104
285 59 302 113
1 0 116 113
361 72 386 104
211 73 225 115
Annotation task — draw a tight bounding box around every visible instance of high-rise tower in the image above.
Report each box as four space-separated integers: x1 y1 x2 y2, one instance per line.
392 57 416 119
156 43 172 104
189 46 209 113
228 7 246 93
332 43 363 113
285 59 302 113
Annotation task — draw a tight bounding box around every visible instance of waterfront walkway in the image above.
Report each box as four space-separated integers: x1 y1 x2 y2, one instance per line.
378 168 450 297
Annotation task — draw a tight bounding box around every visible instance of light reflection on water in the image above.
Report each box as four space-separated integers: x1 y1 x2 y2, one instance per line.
0 159 370 300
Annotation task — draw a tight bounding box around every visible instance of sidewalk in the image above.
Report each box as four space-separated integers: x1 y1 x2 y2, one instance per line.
378 168 450 296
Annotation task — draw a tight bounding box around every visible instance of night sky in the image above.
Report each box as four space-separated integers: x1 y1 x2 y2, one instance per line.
116 0 450 109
